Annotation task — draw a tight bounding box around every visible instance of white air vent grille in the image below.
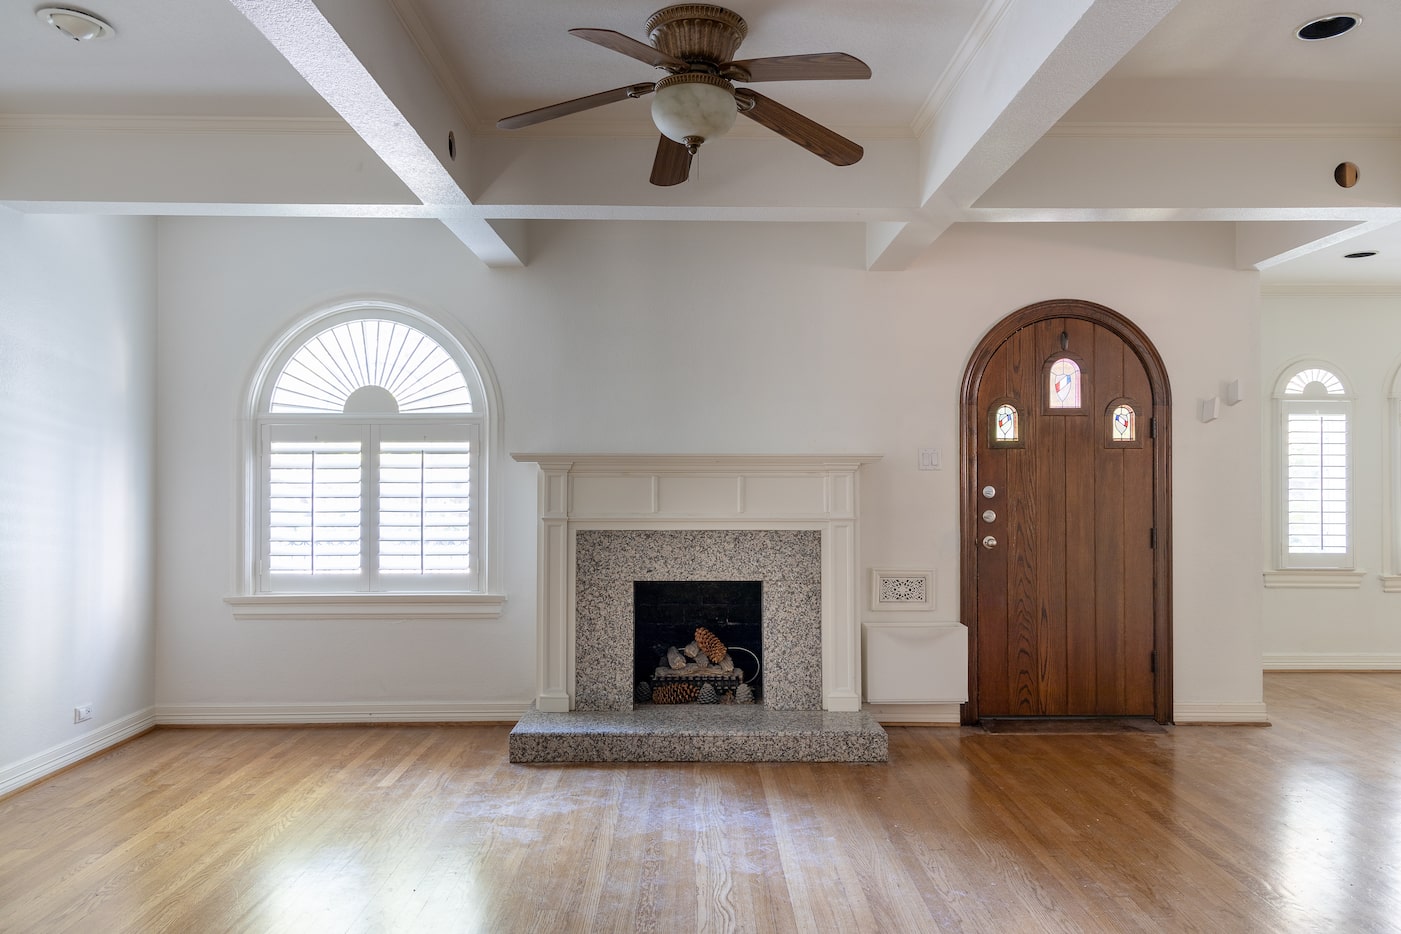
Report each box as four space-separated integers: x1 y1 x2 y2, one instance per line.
871 569 933 611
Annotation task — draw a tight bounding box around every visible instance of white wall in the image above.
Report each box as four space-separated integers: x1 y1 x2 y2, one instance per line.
0 212 157 791
153 216 1264 720
1262 290 1401 666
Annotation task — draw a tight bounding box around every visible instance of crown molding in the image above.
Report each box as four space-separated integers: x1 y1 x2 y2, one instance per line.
473 117 912 142
1261 283 1401 296
1048 121 1401 140
0 114 354 135
389 0 481 130
911 0 1015 138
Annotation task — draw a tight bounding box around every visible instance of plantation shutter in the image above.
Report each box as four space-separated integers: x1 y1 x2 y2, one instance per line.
1283 401 1349 568
378 432 474 581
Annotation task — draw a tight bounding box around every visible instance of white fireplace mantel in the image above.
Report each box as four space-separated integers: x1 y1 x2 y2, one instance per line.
511 453 882 713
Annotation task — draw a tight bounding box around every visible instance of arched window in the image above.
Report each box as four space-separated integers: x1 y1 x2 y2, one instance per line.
235 302 502 613
1047 357 1083 410
989 402 1021 447
1111 404 1136 442
1274 361 1352 570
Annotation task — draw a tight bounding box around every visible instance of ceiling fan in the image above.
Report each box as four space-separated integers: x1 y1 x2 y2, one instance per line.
496 4 871 186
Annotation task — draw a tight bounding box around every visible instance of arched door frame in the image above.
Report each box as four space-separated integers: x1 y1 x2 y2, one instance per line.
959 299 1173 724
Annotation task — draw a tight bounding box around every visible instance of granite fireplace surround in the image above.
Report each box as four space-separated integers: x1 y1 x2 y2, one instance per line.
574 529 820 711
509 454 888 763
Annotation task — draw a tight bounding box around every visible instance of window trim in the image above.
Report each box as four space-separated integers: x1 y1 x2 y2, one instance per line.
1273 359 1354 572
1386 357 1401 588
229 299 504 619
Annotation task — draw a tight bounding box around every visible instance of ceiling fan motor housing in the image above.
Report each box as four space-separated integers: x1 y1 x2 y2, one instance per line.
646 4 748 68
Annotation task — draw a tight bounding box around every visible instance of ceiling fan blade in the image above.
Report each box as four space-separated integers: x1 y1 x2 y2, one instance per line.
650 135 692 186
722 53 871 83
569 28 687 71
735 89 863 166
497 83 655 130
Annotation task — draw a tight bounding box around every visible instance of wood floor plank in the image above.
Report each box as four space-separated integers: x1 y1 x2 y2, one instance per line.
4 674 1401 932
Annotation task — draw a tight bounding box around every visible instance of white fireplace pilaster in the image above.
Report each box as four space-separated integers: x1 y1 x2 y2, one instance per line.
512 454 881 713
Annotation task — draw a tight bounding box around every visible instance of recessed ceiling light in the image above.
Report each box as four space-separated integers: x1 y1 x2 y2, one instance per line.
1296 14 1360 40
36 7 115 41
1344 251 1377 259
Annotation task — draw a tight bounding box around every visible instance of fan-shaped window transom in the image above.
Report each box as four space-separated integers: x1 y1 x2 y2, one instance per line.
1284 368 1344 397
269 319 472 414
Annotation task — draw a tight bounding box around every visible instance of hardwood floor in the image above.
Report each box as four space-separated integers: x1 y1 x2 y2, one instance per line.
3 673 1399 933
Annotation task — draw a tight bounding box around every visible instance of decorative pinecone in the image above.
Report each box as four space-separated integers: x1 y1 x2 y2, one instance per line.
651 682 699 705
694 627 728 663
734 683 755 704
696 683 719 704
635 681 652 703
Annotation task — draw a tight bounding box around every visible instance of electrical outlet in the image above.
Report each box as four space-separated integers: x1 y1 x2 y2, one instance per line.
74 704 93 723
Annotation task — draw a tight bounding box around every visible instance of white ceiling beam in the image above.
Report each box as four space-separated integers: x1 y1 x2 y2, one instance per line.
867 0 1180 271
468 134 917 212
0 118 414 207
1235 221 1382 271
977 133 1401 211
0 202 441 218
227 0 524 267
865 219 950 272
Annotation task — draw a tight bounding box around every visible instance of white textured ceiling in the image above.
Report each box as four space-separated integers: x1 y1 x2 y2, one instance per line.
408 0 984 134
2 0 1400 283
1066 0 1401 125
0 0 333 117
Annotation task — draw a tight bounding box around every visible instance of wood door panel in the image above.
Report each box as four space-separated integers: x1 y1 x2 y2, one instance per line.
1034 399 1068 713
970 306 1163 720
976 449 1011 709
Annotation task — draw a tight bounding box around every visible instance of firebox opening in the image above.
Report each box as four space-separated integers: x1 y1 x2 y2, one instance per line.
634 581 763 705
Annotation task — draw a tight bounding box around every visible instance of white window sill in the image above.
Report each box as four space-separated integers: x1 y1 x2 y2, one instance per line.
1262 569 1366 590
1378 575 1401 593
224 593 506 621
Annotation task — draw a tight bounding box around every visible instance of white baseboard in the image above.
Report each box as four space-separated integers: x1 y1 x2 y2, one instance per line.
864 703 962 725
154 701 531 725
1173 701 1270 724
1 707 156 798
1264 654 1401 671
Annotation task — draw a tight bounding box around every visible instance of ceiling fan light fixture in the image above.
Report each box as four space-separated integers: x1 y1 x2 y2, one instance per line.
651 73 736 150
36 7 114 41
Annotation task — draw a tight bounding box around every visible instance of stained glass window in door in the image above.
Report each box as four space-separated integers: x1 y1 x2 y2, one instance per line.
994 403 1019 442
1111 404 1136 442
1048 358 1081 408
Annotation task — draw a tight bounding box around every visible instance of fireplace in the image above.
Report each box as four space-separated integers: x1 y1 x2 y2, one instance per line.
634 581 763 703
573 528 822 711
510 453 886 762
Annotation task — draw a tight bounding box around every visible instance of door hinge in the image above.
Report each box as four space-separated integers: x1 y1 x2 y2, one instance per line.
1149 416 1157 439
1150 527 1157 549
1151 651 1157 674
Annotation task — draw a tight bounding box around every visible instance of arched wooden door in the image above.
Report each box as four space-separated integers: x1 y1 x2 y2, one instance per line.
960 300 1172 723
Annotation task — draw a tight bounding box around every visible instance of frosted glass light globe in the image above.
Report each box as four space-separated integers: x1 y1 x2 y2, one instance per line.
651 74 737 148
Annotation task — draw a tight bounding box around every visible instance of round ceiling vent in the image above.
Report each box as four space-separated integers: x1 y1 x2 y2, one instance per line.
36 7 115 41
1296 14 1360 41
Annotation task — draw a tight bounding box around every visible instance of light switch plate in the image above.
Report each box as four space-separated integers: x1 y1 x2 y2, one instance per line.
918 448 941 470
